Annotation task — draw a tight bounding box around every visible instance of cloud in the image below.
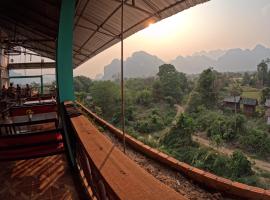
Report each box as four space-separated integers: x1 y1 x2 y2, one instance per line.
262 3 270 16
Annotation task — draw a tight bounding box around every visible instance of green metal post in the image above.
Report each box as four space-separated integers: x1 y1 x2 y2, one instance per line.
56 0 76 167
56 0 75 103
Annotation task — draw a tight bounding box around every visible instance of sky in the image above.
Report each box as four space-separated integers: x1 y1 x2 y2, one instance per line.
74 0 270 79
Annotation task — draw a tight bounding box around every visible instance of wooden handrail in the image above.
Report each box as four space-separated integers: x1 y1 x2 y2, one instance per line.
69 113 186 200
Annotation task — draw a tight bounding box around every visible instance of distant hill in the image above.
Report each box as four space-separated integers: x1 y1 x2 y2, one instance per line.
102 44 270 79
102 51 164 80
172 44 270 74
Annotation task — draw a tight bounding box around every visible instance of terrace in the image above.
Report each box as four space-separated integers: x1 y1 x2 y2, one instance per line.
0 0 269 200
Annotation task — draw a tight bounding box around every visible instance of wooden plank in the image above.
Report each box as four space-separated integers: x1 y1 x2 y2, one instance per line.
71 115 186 200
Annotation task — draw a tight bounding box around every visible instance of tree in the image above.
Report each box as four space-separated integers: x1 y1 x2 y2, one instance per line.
152 80 162 100
156 64 188 102
90 81 120 118
257 61 268 87
186 91 202 113
197 68 218 106
261 87 270 104
186 68 219 112
136 89 152 106
229 82 242 119
74 76 92 92
242 72 251 86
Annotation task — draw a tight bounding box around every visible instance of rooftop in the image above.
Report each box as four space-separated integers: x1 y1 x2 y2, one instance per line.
223 96 241 103
241 98 258 106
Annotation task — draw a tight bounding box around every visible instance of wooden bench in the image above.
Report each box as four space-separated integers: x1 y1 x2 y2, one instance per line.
0 129 64 161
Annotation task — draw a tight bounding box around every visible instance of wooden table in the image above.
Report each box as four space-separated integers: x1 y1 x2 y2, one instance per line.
0 112 58 135
23 99 56 105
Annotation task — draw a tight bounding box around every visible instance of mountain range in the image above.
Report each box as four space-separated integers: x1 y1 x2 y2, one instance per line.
102 44 270 80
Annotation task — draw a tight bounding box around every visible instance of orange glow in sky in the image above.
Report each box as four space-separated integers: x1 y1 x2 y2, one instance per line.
74 0 270 78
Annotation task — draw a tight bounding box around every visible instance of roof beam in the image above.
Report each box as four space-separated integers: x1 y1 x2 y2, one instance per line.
110 0 154 16
74 0 91 29
76 24 115 38
0 16 55 41
74 0 129 57
0 7 57 38
78 15 118 37
78 0 188 64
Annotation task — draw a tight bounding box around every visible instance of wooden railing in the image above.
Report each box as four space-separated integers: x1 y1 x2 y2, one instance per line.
76 101 270 200
64 102 186 200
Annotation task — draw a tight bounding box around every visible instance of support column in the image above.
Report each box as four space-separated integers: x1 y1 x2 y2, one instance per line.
56 0 75 167
56 0 75 103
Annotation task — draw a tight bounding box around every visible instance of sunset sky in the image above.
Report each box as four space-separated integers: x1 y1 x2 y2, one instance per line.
74 0 270 79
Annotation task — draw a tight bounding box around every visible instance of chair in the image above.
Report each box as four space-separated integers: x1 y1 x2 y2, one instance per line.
0 124 17 136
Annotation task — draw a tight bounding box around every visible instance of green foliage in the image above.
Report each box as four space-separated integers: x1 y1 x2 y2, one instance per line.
136 89 152 106
90 81 120 118
261 87 270 104
164 96 176 106
186 68 221 112
230 151 253 178
161 114 194 148
185 91 202 113
196 68 218 106
111 106 135 125
135 113 164 133
206 113 245 142
74 76 92 92
242 72 251 86
156 64 188 102
211 134 223 147
240 128 270 157
229 82 242 97
257 61 268 86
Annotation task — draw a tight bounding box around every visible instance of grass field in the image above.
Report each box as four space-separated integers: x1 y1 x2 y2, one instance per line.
241 86 261 101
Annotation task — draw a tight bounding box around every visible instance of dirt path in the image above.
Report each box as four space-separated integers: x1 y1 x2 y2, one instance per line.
192 134 270 173
171 104 184 125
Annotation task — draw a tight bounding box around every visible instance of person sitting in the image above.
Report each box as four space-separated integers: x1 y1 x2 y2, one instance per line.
16 84 22 104
7 83 15 99
25 84 31 97
1 85 7 99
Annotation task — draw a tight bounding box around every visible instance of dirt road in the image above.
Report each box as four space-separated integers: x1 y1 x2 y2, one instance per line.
192 134 270 173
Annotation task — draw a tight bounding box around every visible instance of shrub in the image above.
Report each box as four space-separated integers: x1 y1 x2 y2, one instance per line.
135 114 164 133
240 128 270 157
230 151 253 178
161 114 194 148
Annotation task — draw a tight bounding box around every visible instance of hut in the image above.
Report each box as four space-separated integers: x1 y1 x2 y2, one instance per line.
223 96 241 111
241 98 258 116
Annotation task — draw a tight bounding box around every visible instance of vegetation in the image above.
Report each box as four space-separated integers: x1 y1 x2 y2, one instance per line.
74 60 270 189
160 114 255 184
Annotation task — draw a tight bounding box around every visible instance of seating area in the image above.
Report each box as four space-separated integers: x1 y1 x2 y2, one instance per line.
0 98 81 200
0 154 79 200
0 96 61 159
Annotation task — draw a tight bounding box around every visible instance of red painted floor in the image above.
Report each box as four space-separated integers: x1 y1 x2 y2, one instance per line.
0 155 79 200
